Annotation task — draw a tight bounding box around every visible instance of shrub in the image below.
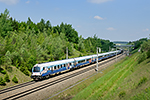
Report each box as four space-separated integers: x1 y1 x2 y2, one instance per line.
0 77 6 85
12 75 18 83
20 66 30 76
118 91 126 98
79 53 83 57
138 52 147 64
137 77 147 87
4 73 10 82
23 67 30 76
1 69 6 74
26 55 37 71
5 65 13 72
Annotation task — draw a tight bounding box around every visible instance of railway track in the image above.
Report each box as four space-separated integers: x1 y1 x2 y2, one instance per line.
0 81 35 94
0 53 125 100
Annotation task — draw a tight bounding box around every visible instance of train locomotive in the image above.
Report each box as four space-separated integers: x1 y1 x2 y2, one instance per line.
31 50 123 80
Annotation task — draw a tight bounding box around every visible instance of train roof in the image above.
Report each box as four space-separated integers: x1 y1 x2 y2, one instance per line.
36 58 75 67
35 50 121 67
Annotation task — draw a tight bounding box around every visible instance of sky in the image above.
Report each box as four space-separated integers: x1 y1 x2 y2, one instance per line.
0 0 150 42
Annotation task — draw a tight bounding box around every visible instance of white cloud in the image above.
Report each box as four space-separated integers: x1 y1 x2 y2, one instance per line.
107 27 116 31
87 0 113 4
0 0 19 5
143 28 149 32
26 1 30 4
94 16 104 20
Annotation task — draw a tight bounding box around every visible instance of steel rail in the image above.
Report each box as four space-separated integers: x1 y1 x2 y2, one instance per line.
0 81 35 94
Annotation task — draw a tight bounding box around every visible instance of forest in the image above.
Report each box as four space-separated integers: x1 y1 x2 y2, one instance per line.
0 9 114 75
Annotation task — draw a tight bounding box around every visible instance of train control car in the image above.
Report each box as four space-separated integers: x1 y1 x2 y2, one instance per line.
31 50 123 80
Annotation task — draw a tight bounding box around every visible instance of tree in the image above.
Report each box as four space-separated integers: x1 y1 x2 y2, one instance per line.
12 19 19 31
45 20 51 30
37 18 45 32
51 36 65 60
0 9 13 37
27 17 32 26
0 77 6 85
4 73 10 82
4 51 12 70
141 41 150 58
78 35 85 53
63 24 79 43
20 65 30 76
12 75 18 83
26 55 37 71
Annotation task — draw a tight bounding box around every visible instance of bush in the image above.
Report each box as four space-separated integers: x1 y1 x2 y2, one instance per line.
4 73 10 82
74 43 78 50
20 66 30 76
141 41 150 58
138 52 147 64
118 91 126 98
79 53 83 57
137 77 147 87
0 77 6 85
1 69 6 74
0 67 3 72
26 55 37 71
12 75 18 83
5 65 13 72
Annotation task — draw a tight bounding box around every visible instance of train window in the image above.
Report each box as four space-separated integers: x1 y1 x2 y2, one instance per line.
79 60 84 63
58 65 59 69
48 68 50 70
54 66 56 69
69 63 71 66
61 65 63 68
64 64 65 67
33 67 40 72
43 67 45 70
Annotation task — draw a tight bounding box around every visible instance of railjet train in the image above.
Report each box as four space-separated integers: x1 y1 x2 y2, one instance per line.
31 50 123 80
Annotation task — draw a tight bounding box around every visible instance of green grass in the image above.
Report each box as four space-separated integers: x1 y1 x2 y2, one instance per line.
72 52 150 100
72 54 137 100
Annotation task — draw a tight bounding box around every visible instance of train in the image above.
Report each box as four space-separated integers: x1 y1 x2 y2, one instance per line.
31 50 123 80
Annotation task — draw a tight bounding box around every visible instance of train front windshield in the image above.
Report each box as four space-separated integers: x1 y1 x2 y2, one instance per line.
33 67 40 72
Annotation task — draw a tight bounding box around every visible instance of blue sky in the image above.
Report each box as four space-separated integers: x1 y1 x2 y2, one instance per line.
0 0 150 42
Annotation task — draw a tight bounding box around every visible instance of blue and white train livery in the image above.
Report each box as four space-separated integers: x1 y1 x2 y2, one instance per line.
31 50 123 80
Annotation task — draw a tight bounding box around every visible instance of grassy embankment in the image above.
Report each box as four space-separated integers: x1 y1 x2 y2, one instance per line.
72 52 150 100
50 51 150 100
0 66 31 89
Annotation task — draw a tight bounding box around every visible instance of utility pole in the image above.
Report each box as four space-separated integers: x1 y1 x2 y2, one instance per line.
66 47 68 59
99 48 101 53
127 47 129 56
116 47 117 62
96 47 98 72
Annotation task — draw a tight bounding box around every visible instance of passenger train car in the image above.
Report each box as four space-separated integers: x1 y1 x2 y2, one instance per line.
31 50 123 80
